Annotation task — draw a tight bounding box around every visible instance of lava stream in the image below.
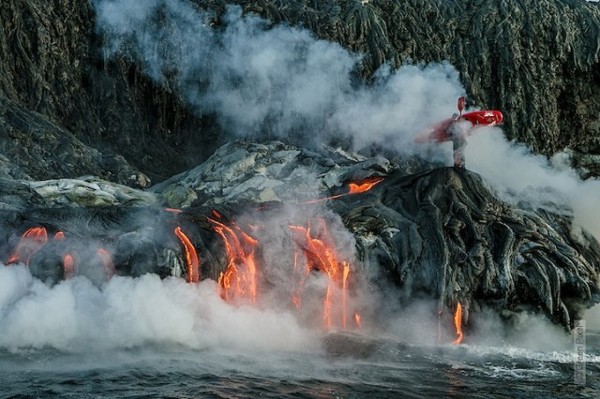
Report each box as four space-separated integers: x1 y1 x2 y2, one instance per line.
303 176 384 204
453 303 464 345
63 254 75 278
6 227 49 265
208 217 258 303
174 227 200 283
347 176 384 194
289 220 359 330
97 248 116 279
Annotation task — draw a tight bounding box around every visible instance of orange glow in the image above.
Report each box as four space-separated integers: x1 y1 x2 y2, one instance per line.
452 303 464 345
289 220 355 330
165 208 183 214
342 262 350 328
303 176 384 204
54 231 66 240
354 312 362 329
174 227 200 283
208 217 258 303
7 227 49 265
291 252 304 309
97 248 116 279
63 254 75 278
347 176 384 194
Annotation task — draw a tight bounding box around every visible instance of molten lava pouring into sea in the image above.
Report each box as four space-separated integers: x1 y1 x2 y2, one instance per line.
289 219 360 331
453 302 464 345
208 213 258 303
2 176 468 342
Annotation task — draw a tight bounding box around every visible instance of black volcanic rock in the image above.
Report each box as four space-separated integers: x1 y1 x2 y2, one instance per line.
0 96 150 187
0 141 598 331
336 167 600 329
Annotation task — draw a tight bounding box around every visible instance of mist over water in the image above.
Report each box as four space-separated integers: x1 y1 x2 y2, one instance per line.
0 264 319 353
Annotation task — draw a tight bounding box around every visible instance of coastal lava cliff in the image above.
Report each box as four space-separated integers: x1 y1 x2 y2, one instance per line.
0 1 599 333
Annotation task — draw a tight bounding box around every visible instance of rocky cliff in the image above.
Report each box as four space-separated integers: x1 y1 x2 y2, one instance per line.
1 1 599 333
1 0 600 182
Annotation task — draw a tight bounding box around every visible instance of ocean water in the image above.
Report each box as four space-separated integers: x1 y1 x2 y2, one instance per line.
0 267 598 398
1 339 598 399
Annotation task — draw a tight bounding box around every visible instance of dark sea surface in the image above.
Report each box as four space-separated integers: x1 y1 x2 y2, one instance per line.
0 269 598 399
0 334 598 399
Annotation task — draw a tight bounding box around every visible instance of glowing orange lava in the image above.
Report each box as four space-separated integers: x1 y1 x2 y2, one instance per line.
63 254 75 278
97 248 116 279
354 312 362 329
174 227 200 283
54 231 66 240
453 303 464 345
6 227 49 265
303 176 385 204
289 219 357 330
347 176 384 194
342 262 350 328
208 217 258 303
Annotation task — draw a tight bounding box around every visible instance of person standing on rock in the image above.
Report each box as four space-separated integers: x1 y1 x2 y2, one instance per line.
414 97 504 169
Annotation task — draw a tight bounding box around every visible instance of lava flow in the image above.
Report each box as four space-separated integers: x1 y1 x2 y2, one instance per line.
174 227 200 283
453 302 464 345
289 219 360 330
63 254 75 278
53 231 75 278
303 176 384 204
208 216 258 303
97 248 116 279
6 226 49 265
347 176 385 194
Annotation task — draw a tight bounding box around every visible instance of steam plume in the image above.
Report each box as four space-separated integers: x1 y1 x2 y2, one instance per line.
93 0 464 149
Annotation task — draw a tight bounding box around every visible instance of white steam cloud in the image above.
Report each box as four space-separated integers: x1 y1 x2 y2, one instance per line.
93 0 464 148
0 264 319 352
92 0 600 241
464 128 600 242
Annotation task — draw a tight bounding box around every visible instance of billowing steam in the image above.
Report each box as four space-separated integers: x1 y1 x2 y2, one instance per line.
93 0 464 148
0 264 319 352
92 0 600 240
464 128 600 242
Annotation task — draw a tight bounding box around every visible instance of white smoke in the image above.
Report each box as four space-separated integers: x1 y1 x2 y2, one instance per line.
464 127 600 242
384 300 573 351
585 304 600 330
93 0 463 149
0 264 319 353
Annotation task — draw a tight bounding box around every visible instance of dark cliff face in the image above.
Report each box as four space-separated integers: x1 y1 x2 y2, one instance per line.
231 0 600 166
0 0 222 183
1 0 600 182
